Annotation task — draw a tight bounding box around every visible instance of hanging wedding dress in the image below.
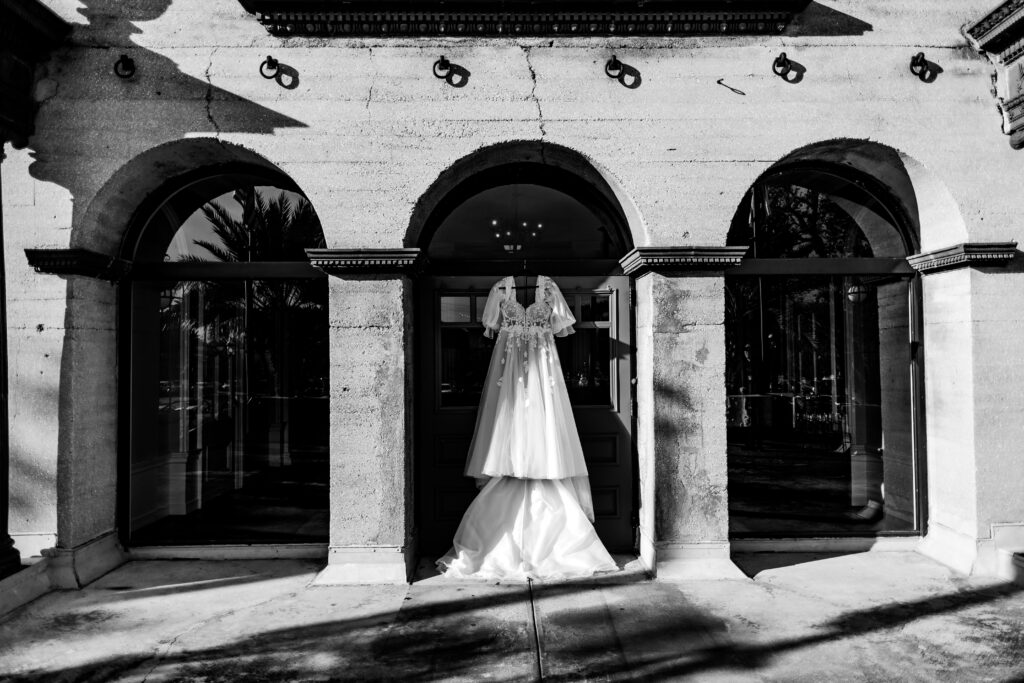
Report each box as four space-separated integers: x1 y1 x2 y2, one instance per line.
437 275 617 581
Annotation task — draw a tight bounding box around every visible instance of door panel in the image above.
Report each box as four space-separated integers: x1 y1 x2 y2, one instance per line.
416 275 634 554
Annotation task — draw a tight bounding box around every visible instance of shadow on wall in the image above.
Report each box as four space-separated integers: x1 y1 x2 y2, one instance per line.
26 0 306 239
787 2 873 37
15 0 307 551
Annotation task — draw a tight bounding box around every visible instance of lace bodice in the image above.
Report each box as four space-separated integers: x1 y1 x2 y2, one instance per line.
481 275 575 341
500 297 553 333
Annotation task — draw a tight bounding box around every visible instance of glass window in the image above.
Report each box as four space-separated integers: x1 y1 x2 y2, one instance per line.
128 179 329 545
428 182 620 263
437 289 614 408
726 173 919 536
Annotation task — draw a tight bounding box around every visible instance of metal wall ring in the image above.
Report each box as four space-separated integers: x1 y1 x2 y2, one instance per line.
772 52 791 77
260 56 280 79
114 54 136 79
605 55 622 78
433 56 451 78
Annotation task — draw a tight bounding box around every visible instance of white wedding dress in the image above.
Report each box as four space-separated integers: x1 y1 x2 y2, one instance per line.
437 275 617 581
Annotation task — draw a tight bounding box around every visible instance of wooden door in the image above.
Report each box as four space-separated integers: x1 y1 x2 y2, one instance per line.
415 275 634 554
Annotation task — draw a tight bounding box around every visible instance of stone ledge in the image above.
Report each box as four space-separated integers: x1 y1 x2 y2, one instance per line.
24 248 129 281
906 242 1018 274
619 246 749 277
306 248 424 276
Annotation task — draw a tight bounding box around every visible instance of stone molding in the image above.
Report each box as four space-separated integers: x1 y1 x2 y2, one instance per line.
906 242 1018 274
240 0 803 37
965 1 1024 149
619 246 749 276
305 248 424 275
24 248 129 281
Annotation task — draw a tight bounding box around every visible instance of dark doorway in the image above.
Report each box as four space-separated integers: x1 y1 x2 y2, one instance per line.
413 171 635 556
725 168 924 537
416 275 634 554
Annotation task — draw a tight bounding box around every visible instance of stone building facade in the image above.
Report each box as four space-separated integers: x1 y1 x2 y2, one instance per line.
1 0 1022 602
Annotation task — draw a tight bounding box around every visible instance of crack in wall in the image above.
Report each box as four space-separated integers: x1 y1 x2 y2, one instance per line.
521 46 546 140
204 47 221 136
366 47 375 110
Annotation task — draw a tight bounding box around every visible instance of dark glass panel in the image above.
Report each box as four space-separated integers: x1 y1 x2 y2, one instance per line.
164 185 325 263
726 275 916 534
429 184 616 262
728 176 911 258
439 324 497 408
440 296 472 323
130 277 329 544
554 327 612 406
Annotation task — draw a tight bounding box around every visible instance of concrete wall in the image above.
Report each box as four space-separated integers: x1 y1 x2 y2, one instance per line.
3 0 1023 576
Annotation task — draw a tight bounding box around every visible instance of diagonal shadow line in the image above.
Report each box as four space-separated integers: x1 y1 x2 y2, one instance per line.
2 577 1020 681
542 581 1024 681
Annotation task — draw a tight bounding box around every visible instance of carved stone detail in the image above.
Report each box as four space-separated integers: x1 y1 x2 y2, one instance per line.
305 248 424 275
240 1 802 38
619 246 749 276
24 248 130 281
966 1 1024 149
906 242 1018 274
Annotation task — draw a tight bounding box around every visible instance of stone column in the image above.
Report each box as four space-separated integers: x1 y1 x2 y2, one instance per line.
313 273 414 584
910 243 1024 578
634 271 745 580
0 150 24 580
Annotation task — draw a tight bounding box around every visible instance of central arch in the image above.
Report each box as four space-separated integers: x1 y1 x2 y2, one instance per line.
411 142 639 557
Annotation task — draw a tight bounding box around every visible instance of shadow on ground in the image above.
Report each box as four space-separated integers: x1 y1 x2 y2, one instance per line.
1 562 1021 682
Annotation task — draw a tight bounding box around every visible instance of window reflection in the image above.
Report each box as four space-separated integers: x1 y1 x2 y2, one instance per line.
726 177 917 536
131 183 329 545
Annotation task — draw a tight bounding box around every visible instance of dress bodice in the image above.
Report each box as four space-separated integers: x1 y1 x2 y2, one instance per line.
499 296 553 333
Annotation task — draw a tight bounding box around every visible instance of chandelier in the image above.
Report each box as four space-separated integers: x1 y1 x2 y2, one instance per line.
492 218 544 253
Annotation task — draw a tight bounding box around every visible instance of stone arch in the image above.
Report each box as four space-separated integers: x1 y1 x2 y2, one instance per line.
73 138 294 257
405 140 646 253
755 138 969 254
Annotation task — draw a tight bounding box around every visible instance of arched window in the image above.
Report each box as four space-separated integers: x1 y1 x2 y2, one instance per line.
123 171 329 546
725 166 923 536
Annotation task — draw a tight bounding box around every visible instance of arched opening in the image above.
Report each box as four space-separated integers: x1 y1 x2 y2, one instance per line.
413 149 637 556
725 161 924 536
120 167 330 546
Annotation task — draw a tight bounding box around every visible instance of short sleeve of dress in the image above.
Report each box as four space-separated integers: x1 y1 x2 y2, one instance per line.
546 277 576 337
480 279 505 338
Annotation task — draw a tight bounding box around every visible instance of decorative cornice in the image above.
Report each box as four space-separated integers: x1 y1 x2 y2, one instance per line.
25 248 130 281
619 246 749 276
305 247 424 275
965 2 1024 150
906 242 1018 274
239 0 805 38
966 0 1024 55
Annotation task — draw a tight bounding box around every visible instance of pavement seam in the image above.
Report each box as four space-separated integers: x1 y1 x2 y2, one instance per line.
527 578 545 682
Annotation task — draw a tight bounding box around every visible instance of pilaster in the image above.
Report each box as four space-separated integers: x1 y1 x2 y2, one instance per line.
632 265 746 581
313 269 415 585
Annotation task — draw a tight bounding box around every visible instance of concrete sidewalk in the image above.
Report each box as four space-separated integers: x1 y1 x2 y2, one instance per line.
0 552 1022 682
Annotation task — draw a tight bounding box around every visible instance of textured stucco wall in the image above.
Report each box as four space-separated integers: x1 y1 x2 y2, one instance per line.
327 276 412 550
4 0 1024 559
643 275 729 545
